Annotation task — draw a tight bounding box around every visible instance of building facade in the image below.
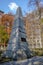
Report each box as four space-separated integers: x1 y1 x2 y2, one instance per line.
25 10 43 48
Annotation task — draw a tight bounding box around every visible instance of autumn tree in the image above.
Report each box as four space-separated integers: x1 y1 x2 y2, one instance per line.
0 25 9 47
28 0 43 19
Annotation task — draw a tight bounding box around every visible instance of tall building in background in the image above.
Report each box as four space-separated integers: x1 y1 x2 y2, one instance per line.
25 11 43 48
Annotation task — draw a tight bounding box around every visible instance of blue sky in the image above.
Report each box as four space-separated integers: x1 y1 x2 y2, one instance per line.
0 0 43 15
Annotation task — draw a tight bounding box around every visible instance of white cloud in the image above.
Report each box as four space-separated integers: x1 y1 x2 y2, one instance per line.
8 2 18 11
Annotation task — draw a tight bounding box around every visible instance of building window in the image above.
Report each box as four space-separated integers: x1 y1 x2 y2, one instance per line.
29 44 32 48
21 38 26 42
33 37 35 39
38 43 40 47
34 44 36 47
37 40 39 42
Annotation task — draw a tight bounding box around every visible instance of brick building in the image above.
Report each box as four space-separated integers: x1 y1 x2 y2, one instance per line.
25 9 43 48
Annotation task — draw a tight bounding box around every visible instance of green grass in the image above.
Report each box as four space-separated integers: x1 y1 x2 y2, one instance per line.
32 48 43 56
41 18 43 23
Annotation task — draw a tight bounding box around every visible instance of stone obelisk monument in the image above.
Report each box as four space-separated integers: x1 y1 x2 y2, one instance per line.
2 7 31 60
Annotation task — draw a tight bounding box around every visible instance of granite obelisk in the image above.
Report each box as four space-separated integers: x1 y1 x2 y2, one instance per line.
2 7 31 60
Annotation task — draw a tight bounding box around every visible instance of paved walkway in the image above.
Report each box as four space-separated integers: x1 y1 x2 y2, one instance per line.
0 56 43 65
